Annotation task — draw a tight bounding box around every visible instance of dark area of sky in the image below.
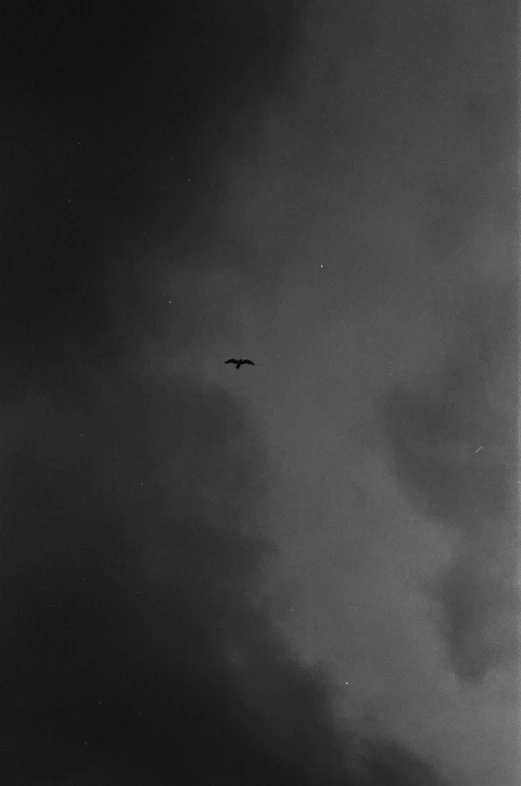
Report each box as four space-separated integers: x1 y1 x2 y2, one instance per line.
0 2 518 785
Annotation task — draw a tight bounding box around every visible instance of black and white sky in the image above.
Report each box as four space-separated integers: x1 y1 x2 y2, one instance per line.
0 2 519 785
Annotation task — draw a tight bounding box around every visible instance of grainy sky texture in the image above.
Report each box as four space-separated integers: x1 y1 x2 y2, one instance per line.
0 2 518 785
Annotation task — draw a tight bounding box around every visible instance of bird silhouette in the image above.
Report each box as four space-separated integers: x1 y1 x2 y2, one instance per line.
225 359 255 369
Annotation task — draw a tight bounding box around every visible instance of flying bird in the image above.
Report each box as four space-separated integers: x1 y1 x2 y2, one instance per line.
225 359 255 369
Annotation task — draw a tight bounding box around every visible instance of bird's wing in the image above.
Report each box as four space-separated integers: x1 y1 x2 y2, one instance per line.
243 359 255 365
225 359 238 364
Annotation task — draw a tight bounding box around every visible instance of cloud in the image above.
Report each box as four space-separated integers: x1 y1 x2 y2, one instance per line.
380 274 519 681
1 369 449 786
1 1 516 784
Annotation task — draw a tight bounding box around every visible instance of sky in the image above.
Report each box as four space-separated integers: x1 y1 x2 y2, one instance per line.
0 1 518 785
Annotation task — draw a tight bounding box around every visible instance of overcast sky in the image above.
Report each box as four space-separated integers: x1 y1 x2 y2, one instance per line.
0 2 518 785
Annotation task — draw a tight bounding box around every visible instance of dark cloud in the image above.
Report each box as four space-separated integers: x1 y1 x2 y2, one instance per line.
0 2 453 784
0 370 448 786
380 273 519 681
2 1 517 783
429 554 519 682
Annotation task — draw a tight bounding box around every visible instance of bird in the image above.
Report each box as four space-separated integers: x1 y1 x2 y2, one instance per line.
225 358 255 369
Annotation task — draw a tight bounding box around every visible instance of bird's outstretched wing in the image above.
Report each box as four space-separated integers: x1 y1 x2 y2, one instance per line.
225 359 239 364
242 359 255 365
